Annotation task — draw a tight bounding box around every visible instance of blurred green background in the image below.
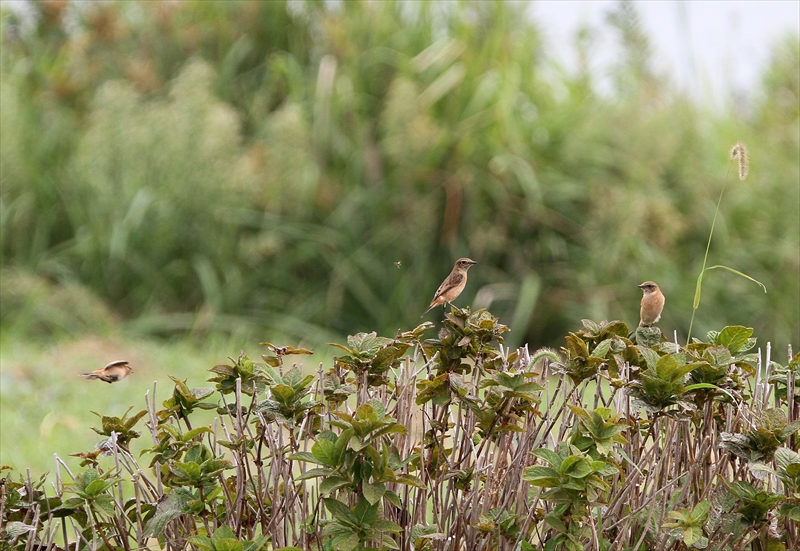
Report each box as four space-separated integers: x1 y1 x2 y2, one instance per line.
1 0 798 474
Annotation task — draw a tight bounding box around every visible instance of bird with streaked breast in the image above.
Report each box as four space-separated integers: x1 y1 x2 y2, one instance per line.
638 281 665 327
81 360 133 383
421 258 477 317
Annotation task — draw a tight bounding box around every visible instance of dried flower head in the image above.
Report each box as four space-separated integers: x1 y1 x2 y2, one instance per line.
729 142 749 181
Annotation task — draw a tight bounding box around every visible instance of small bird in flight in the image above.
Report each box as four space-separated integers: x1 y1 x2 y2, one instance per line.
422 258 477 317
638 281 665 327
81 360 133 383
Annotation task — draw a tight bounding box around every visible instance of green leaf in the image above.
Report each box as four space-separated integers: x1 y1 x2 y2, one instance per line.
311 439 337 467
370 519 402 532
84 478 111 497
692 272 704 310
352 498 379 527
92 494 116 516
638 347 660 370
287 452 317 464
324 498 356 525
214 540 244 551
531 448 562 468
355 403 379 422
270 384 296 404
5 521 35 539
683 525 700 546
715 326 755 354
244 537 271 551
522 466 560 487
183 427 214 441
186 536 214 551
684 383 719 392
705 265 767 294
691 500 711 521
363 481 386 505
211 526 236 543
329 533 359 551
319 476 352 495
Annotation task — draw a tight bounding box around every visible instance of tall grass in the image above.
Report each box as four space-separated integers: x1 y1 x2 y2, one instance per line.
0 1 798 350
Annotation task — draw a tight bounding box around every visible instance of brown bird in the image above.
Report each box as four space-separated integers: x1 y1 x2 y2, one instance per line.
638 281 665 327
81 360 133 383
422 258 477 317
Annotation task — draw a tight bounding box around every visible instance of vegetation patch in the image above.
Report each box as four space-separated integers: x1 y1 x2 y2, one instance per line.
2 308 798 550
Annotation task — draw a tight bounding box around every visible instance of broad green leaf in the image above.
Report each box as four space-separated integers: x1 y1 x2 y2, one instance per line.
352 498 379 527
324 498 356 525
186 536 214 551
363 481 386 505
329 533 359 551
211 526 236 543
715 326 754 354
319 476 352 495
531 448 562 468
295 467 333 481
84 479 112 497
311 439 337 467
214 539 244 551
287 452 317 463
691 500 711 521
183 427 214 441
638 347 660 370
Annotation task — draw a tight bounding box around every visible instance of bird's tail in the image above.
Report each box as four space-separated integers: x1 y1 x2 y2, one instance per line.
421 304 436 318
81 372 101 380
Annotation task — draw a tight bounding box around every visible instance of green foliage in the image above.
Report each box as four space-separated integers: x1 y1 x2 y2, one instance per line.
662 500 710 548
187 525 269 551
209 352 270 396
769 352 800 404
329 329 418 388
723 480 783 526
158 376 217 423
627 352 701 411
721 408 800 464
89 406 147 449
256 365 319 429
567 406 629 457
554 319 632 384
321 497 402 551
2 311 799 550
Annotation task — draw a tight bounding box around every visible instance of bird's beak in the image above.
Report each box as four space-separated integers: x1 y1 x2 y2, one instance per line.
470 260 478 265
637 284 644 289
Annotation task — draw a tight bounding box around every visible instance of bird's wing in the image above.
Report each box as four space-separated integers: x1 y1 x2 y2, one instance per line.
433 272 464 300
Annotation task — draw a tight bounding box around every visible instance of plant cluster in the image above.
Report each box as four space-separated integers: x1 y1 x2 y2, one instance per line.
2 308 798 550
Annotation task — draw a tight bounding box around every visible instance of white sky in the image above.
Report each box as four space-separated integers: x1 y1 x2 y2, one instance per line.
531 0 800 100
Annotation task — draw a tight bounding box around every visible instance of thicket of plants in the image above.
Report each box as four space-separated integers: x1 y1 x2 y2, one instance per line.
1 1 798 349
2 308 799 550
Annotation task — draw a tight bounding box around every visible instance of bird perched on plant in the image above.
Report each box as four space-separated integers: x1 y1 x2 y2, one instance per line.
81 360 133 383
638 281 665 327
422 258 477 317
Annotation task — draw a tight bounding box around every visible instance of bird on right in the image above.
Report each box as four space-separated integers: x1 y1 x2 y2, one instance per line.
638 281 665 327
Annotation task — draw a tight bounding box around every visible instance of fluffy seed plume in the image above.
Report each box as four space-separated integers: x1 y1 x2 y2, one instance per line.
729 142 749 181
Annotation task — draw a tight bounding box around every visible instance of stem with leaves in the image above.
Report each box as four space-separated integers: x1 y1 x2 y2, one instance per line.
687 142 765 343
